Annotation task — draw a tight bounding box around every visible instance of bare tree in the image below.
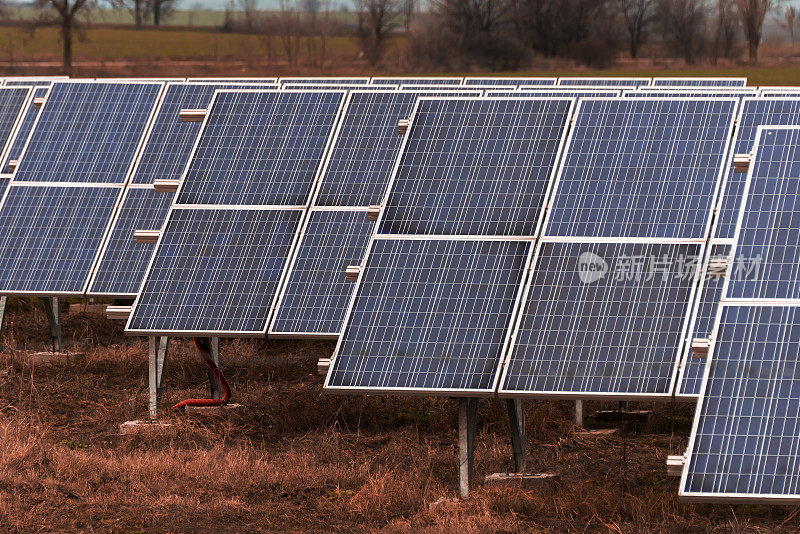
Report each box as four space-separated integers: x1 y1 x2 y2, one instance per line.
354 0 399 65
657 0 708 64
151 0 177 25
616 0 653 57
736 0 775 62
240 0 259 31
278 0 301 66
301 0 320 15
401 0 415 30
111 0 146 28
778 5 796 42
35 0 94 74
713 0 738 62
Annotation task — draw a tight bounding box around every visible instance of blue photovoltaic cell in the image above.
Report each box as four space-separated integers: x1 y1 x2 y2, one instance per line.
88 187 174 296
176 90 345 206
727 127 800 300
502 241 700 397
0 87 31 155
628 91 756 99
678 244 732 397
486 90 619 98
682 305 800 502
546 98 736 239
315 91 478 206
0 185 120 294
652 78 747 87
14 82 162 184
281 84 397 91
326 238 530 393
270 210 376 336
280 78 369 85
2 87 49 173
558 78 650 87
372 78 462 85
464 78 556 86
131 83 265 184
715 99 800 240
4 80 56 87
127 208 302 335
186 78 278 84
379 98 572 236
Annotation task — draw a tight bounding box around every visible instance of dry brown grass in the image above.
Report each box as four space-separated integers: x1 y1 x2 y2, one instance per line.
0 303 798 532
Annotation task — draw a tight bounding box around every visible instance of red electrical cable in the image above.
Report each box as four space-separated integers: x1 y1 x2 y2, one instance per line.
171 339 231 411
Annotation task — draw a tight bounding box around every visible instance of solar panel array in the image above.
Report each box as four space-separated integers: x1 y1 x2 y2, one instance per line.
126 89 346 336
325 96 574 395
501 97 737 399
677 98 800 398
680 126 800 503
0 81 163 296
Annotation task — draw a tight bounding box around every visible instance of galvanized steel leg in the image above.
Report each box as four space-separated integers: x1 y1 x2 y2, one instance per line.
575 400 584 427
41 297 61 353
148 336 169 420
196 337 222 399
458 397 479 498
0 296 7 343
506 399 526 474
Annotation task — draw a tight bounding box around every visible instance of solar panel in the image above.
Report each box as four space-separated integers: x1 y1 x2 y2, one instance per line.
464 77 557 86
281 83 398 91
176 90 345 206
126 207 303 336
725 126 800 301
13 81 163 184
87 187 173 296
545 98 737 240
0 87 33 165
270 209 376 338
485 90 620 98
325 238 531 394
500 241 700 398
676 244 731 397
652 77 747 87
2 87 49 174
626 90 756 99
131 82 266 185
186 77 278 83
680 304 800 504
760 91 800 98
379 97 573 237
280 77 370 85
558 77 651 87
0 185 121 295
714 98 800 241
4 80 53 87
313 90 480 207
371 77 462 85
759 87 800 97
399 85 492 91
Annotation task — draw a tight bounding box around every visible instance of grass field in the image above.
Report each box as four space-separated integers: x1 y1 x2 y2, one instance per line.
1 303 799 532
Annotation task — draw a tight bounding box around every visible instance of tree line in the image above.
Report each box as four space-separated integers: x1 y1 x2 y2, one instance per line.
31 0 784 74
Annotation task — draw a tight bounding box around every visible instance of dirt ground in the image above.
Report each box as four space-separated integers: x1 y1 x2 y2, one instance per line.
0 301 798 533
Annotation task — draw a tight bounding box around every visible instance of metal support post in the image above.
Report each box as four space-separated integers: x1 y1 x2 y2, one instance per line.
506 399 526 474
41 297 61 353
196 337 222 399
458 397 479 498
148 336 169 420
575 400 584 427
